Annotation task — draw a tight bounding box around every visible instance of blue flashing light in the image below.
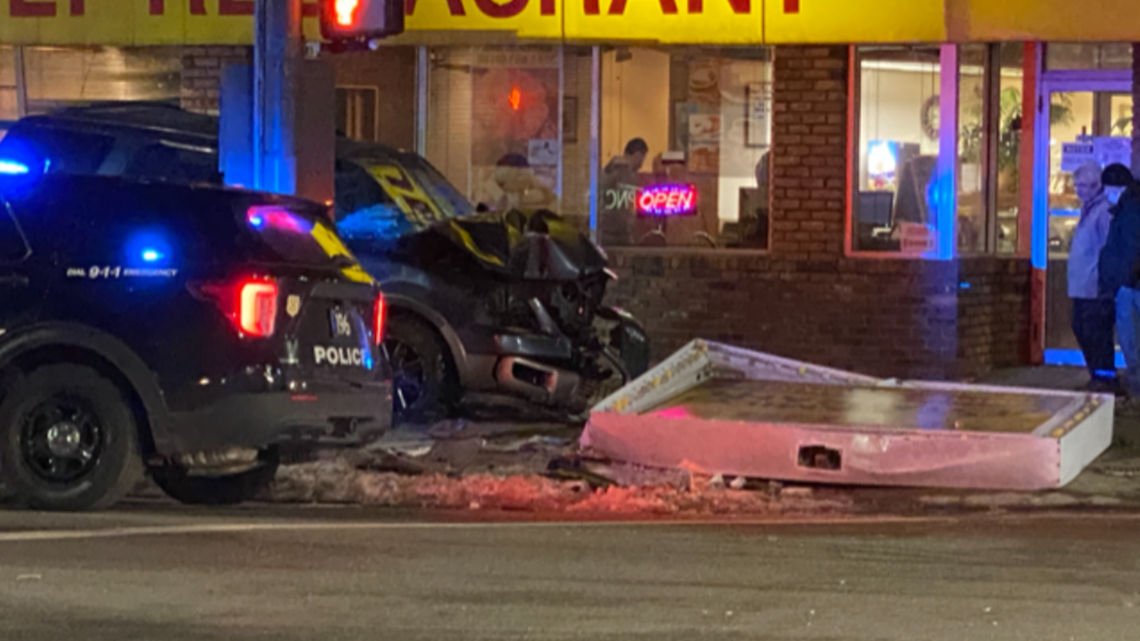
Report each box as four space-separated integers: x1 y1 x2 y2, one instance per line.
0 160 30 176
958 282 971 290
1043 348 1126 369
141 249 164 263
249 213 265 228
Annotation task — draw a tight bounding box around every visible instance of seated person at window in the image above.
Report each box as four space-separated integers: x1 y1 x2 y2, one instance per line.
599 138 648 246
482 153 556 213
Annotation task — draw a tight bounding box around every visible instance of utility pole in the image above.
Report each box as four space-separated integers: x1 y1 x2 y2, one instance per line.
253 0 302 195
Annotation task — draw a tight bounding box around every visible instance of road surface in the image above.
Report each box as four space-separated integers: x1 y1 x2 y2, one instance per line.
2 503 1139 640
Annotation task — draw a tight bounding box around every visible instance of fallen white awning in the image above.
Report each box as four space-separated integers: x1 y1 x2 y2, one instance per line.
583 340 1113 491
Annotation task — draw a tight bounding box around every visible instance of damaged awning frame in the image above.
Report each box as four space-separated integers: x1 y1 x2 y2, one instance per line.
583 340 1114 491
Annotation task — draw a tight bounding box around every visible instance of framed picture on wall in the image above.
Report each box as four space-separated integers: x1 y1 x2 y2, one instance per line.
562 97 578 144
744 82 771 149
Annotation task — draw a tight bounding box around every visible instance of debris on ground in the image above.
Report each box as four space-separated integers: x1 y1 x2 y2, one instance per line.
264 453 853 515
263 420 849 515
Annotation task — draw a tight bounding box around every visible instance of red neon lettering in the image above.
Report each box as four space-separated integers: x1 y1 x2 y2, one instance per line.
638 192 654 211
677 189 694 210
665 190 680 210
588 0 742 15
473 0 527 18
406 0 466 15
10 0 55 17
219 0 254 15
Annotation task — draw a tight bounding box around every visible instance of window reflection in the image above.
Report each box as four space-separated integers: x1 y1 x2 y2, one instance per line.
852 45 942 253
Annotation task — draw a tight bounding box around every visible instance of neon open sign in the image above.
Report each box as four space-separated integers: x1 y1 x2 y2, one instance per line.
636 184 698 217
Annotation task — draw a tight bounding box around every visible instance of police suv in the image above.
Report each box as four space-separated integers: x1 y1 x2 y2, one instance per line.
0 156 391 511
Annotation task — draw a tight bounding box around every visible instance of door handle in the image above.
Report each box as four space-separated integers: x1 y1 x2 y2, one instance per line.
0 275 29 286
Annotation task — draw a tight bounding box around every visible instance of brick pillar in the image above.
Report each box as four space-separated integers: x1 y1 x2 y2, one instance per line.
770 46 849 259
181 46 254 115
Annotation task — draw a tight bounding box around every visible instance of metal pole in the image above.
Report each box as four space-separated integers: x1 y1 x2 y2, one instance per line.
935 43 959 261
13 46 27 118
415 46 428 156
556 45 564 200
254 0 301 195
589 46 601 244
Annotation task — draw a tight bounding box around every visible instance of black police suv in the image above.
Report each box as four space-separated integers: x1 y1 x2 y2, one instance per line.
0 162 391 511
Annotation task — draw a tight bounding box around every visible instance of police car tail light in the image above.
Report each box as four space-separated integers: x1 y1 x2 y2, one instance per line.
373 292 386 344
238 279 278 338
193 277 278 338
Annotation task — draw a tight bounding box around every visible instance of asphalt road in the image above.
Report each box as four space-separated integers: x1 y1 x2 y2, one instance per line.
2 503 1140 640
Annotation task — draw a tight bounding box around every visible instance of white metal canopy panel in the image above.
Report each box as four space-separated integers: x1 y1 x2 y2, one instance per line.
583 340 1113 490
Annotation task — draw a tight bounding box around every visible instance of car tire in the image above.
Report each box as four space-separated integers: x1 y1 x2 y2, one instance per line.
152 457 279 506
384 316 457 425
0 364 143 511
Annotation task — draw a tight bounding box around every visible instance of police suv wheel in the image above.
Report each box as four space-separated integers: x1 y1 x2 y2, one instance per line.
0 365 143 511
152 456 279 506
384 317 457 425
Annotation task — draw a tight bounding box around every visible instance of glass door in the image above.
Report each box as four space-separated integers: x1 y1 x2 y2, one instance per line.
1039 79 1133 362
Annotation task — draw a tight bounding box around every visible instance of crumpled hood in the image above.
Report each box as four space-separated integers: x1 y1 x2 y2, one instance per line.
433 209 609 281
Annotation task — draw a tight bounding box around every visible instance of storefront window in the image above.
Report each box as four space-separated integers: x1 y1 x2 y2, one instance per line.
425 45 592 233
957 44 988 254
331 47 417 150
22 47 181 113
995 43 1024 255
597 46 772 250
1046 43 1133 70
852 46 942 253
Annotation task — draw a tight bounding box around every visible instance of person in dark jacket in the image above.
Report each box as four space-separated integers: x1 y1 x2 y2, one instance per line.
598 138 648 247
1096 163 1140 396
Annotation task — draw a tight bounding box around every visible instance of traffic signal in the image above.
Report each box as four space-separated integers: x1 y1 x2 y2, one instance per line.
320 0 405 42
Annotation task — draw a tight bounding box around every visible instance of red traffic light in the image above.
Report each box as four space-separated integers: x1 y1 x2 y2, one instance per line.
335 0 360 26
320 0 404 41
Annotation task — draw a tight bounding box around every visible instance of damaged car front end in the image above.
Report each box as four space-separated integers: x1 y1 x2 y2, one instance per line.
334 142 650 423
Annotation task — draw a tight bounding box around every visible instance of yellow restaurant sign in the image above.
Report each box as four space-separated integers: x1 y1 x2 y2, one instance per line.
0 0 1136 46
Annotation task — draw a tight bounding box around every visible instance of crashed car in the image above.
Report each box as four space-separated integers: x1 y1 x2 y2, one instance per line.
0 103 650 423
334 141 650 422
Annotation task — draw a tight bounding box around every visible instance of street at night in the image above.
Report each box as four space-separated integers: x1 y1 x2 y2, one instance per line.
3 505 1140 640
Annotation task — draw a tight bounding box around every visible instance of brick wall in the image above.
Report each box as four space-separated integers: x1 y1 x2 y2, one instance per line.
605 45 1033 382
957 258 1032 379
181 46 253 114
770 46 849 260
607 252 963 380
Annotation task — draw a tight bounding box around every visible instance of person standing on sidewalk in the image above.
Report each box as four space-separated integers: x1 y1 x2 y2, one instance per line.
1069 161 1117 392
1096 163 1140 397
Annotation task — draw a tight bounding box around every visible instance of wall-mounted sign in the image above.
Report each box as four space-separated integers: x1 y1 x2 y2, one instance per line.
0 0 946 46
637 184 698 217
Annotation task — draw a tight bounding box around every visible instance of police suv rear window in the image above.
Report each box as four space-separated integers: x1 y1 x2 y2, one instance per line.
0 125 113 175
245 205 353 268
